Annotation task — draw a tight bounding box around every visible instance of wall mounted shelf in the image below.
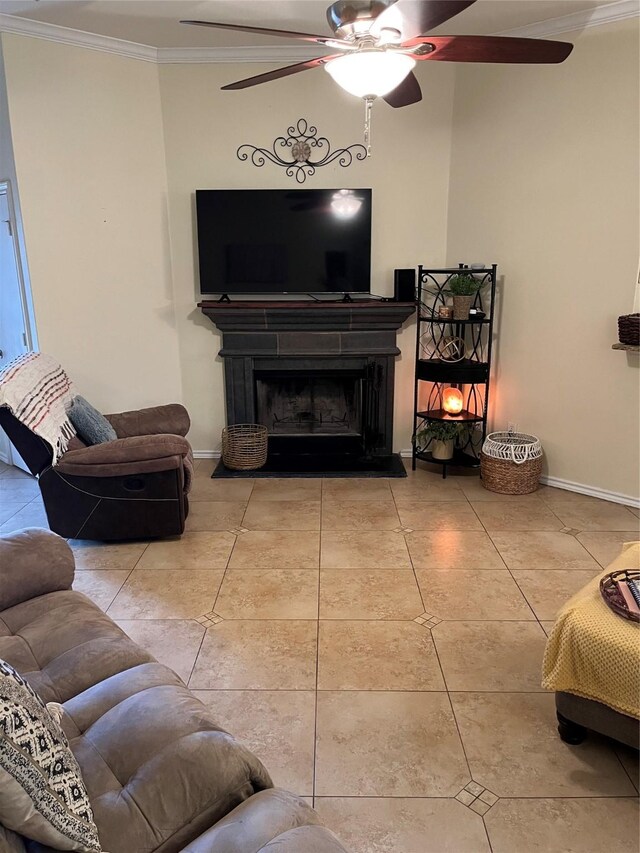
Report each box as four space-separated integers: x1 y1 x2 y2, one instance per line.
612 343 639 351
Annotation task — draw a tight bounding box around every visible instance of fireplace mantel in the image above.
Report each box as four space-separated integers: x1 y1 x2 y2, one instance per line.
198 300 415 336
198 299 415 462
199 300 416 358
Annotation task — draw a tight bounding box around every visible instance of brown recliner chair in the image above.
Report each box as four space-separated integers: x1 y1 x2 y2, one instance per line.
0 403 193 541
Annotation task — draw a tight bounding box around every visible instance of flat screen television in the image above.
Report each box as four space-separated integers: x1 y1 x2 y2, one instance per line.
196 188 372 295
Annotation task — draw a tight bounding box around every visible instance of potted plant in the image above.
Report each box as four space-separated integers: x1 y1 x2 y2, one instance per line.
415 421 466 461
448 274 483 320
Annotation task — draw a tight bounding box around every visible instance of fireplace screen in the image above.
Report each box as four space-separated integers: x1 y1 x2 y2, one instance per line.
255 372 363 437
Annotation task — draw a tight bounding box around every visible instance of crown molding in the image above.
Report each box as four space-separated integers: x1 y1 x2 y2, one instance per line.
0 12 157 61
156 45 327 64
0 1 638 64
496 0 640 38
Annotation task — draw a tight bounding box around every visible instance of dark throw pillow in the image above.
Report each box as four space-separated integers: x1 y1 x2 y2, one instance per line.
68 395 117 446
0 658 101 851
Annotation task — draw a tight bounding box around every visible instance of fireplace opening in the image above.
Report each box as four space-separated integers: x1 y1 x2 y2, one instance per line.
255 371 364 440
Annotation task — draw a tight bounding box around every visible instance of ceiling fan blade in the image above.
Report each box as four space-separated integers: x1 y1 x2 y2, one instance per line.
383 71 422 107
180 19 332 44
410 35 573 63
221 56 340 91
374 1 476 41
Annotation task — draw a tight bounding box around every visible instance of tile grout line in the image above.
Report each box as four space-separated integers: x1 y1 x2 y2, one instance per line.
193 616 543 622
102 567 135 614
0 493 45 531
389 476 433 625
210 533 239 613
310 794 640 799
188 474 243 686
481 813 495 853
400 469 552 819
480 526 545 631
103 543 149 615
405 469 478 788
238 475 255 528
186 622 209 688
312 482 324 806
425 623 474 784
131 541 151 569
613 749 640 795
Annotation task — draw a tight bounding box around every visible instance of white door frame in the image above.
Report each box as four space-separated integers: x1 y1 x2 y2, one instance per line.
0 178 35 351
0 177 36 470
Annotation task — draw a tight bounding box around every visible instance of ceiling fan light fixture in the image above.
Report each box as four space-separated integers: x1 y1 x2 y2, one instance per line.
325 49 416 99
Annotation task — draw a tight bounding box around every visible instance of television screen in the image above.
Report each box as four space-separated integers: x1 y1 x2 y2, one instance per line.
196 188 372 294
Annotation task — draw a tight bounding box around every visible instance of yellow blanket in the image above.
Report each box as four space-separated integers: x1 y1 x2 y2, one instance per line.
542 541 640 718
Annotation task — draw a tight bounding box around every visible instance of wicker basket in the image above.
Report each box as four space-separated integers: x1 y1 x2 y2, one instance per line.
222 424 268 471
600 569 640 623
452 295 473 320
480 431 543 495
618 313 640 346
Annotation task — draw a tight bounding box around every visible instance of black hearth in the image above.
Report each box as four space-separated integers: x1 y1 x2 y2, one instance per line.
198 300 415 477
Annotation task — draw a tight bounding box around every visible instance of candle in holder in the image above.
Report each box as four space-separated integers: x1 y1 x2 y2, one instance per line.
442 387 464 415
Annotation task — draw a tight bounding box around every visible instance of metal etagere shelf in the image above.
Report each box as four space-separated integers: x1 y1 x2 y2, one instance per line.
412 263 498 478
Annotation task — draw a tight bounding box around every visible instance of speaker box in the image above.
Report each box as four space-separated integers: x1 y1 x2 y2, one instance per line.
393 268 416 302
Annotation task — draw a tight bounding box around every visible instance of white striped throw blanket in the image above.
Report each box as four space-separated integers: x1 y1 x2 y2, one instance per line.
0 352 76 464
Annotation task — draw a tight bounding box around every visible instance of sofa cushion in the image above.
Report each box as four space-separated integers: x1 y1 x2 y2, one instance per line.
60 663 272 853
68 397 117 446
0 659 100 852
0 825 27 852
0 590 153 704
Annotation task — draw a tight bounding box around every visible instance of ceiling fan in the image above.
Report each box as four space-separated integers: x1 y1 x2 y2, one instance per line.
180 0 574 108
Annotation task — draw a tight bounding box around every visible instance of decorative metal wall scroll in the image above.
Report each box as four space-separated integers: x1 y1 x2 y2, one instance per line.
236 119 367 184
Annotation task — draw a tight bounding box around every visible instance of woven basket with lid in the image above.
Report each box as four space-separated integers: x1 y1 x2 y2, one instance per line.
480 431 543 494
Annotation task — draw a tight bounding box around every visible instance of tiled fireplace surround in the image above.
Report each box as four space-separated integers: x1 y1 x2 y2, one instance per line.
198 300 415 458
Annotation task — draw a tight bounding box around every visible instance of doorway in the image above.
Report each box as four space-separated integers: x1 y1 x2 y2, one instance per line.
0 179 35 471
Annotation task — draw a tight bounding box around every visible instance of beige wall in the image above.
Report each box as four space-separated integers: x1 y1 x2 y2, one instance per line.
158 61 455 451
1 34 183 412
446 20 640 500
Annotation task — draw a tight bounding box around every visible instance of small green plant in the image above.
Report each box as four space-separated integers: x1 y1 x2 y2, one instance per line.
448 274 482 296
415 421 467 444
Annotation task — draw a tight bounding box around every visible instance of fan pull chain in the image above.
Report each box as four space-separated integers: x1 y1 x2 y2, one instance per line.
363 96 374 157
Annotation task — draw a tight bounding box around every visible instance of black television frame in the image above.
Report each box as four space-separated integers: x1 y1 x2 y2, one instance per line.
195 188 373 297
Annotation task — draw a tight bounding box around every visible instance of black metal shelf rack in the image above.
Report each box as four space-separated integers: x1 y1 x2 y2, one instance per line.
412 264 498 478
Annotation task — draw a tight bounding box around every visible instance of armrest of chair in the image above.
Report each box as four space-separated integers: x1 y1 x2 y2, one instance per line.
180 790 349 853
54 435 191 479
58 434 191 465
0 528 74 610
105 404 190 438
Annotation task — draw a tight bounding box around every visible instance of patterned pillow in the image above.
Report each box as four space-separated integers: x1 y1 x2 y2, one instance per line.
0 659 101 851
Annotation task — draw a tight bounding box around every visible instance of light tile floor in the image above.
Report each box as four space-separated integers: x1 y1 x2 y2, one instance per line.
1 458 639 853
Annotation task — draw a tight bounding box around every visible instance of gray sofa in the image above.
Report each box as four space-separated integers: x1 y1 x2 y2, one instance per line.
0 528 347 852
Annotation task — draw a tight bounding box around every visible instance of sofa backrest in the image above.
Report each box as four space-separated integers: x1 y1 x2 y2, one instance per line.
0 408 53 476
